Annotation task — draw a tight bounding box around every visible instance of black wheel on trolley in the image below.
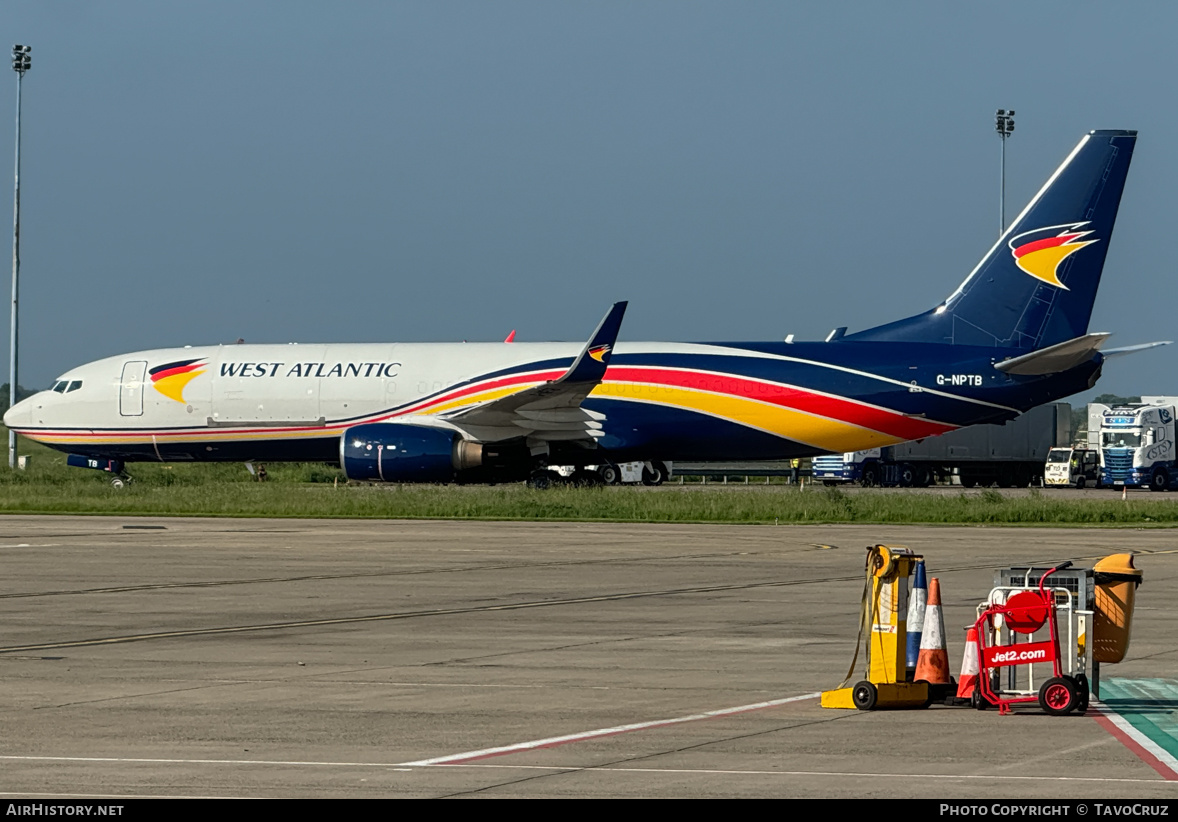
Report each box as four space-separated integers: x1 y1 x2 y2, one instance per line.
851 681 878 711
1038 676 1079 715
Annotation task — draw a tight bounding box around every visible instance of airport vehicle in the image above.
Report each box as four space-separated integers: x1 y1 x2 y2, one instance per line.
1094 396 1178 490
1044 446 1101 488
812 403 1069 487
4 131 1150 486
551 460 671 487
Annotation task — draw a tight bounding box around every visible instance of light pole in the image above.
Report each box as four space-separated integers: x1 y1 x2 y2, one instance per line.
9 44 29 469
996 108 1015 235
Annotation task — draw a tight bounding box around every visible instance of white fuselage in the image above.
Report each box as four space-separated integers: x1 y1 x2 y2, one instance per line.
7 341 593 460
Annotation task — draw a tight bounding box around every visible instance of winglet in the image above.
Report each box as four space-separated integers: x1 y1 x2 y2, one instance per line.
558 301 628 384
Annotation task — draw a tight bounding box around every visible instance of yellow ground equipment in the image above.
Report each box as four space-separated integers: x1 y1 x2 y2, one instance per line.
822 545 932 710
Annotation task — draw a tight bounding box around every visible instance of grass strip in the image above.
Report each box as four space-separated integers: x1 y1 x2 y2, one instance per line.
2 430 1174 525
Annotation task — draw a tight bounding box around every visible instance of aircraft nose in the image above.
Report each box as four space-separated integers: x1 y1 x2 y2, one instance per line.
3 396 32 429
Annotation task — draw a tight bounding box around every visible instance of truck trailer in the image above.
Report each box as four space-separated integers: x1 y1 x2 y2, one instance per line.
811 402 1071 488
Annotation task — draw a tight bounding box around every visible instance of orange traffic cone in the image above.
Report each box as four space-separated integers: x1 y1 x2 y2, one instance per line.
914 578 952 684
956 625 980 698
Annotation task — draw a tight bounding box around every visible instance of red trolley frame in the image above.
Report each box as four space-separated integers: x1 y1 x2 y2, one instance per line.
972 561 1090 716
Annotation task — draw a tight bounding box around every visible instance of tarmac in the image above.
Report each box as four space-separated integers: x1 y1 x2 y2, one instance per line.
0 515 1175 799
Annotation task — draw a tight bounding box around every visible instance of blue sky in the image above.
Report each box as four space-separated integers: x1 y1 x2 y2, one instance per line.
2 2 1175 404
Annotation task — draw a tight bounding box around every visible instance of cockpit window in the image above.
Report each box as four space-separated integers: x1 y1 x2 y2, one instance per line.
66 381 82 393
51 381 67 393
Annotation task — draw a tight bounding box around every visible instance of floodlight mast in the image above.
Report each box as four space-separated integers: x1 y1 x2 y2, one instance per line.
996 108 1015 236
9 44 29 470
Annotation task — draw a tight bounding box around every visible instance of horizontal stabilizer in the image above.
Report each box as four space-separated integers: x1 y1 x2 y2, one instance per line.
1102 340 1172 359
993 332 1110 376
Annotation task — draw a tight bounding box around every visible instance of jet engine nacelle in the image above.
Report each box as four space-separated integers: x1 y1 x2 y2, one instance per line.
340 423 466 483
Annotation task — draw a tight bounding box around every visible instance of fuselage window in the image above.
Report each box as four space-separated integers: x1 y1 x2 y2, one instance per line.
66 381 82 393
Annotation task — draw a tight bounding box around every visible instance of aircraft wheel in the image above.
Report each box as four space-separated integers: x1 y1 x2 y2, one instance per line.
527 471 554 490
1150 468 1169 492
642 462 666 486
851 681 878 711
653 461 669 485
598 465 620 485
1038 676 1079 715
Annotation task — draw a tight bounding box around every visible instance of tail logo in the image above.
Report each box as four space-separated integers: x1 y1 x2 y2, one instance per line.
149 358 207 404
1008 222 1099 290
588 344 612 363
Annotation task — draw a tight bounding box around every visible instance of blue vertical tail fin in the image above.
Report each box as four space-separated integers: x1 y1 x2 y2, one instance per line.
846 130 1137 350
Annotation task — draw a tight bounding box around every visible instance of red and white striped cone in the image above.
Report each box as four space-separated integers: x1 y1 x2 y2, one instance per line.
914 578 952 684
956 625 980 698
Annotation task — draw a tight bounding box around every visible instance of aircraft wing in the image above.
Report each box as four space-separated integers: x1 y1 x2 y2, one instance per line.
440 301 627 443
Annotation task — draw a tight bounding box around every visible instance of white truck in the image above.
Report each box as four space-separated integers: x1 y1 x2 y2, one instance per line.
1092 397 1178 491
811 402 1070 488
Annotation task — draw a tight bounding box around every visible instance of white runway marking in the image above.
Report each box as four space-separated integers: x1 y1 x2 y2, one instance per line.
399 692 821 766
0 790 248 800
429 764 1176 785
0 757 1169 787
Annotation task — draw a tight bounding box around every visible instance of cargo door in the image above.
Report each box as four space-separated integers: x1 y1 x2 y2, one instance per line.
210 346 326 425
119 360 147 417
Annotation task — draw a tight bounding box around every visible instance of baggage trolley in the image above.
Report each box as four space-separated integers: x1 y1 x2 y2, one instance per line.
972 561 1091 715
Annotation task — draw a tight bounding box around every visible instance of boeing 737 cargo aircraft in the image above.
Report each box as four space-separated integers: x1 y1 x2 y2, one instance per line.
4 130 1147 486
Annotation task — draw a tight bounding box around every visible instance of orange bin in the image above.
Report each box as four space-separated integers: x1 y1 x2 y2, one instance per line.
1092 554 1144 664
